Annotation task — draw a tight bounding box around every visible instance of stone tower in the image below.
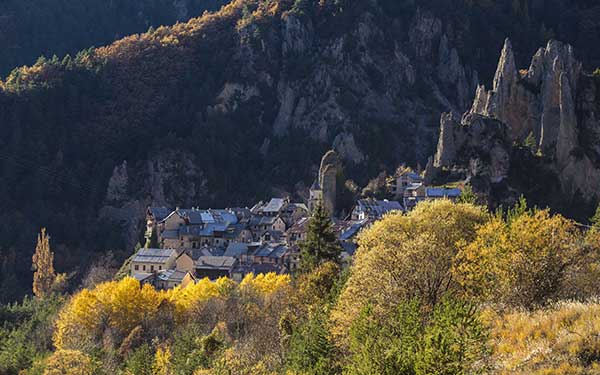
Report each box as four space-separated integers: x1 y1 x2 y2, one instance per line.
309 150 340 215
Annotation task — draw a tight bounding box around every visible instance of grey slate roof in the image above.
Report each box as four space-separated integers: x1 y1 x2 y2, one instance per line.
132 272 155 282
132 248 177 264
253 243 289 259
355 199 404 218
182 247 224 261
263 198 285 213
339 220 369 241
250 215 280 226
148 207 171 222
157 269 190 282
224 242 249 257
195 256 237 270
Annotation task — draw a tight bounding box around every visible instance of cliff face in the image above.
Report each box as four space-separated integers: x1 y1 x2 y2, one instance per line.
434 39 600 211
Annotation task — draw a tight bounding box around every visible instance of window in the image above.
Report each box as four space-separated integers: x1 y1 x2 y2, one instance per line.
159 265 162 270
134 265 139 271
150 265 154 272
143 265 146 271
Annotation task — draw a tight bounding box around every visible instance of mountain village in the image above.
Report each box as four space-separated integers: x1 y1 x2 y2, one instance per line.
130 151 462 289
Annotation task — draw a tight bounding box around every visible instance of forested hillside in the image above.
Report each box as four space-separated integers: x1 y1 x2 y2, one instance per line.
0 0 229 76
1 0 600 303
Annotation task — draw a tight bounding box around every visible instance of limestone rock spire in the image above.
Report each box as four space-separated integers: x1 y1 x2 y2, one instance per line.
493 38 517 92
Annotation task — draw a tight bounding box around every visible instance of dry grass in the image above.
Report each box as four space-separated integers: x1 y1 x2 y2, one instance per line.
486 300 600 374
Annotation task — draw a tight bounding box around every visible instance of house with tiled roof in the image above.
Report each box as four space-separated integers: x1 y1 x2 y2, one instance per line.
285 217 310 245
130 248 179 275
175 247 225 273
155 269 196 290
390 171 424 198
351 199 404 220
244 243 292 266
195 256 238 279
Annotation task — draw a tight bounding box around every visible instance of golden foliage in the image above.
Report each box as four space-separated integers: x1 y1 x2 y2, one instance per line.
53 273 291 351
43 349 95 375
53 277 166 350
152 347 173 375
454 209 585 307
239 272 291 296
331 200 487 347
32 228 57 298
166 277 235 319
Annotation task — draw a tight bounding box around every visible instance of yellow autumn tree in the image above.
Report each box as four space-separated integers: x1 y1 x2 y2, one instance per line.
152 347 173 375
330 200 488 347
54 277 165 350
43 349 95 375
239 272 291 296
454 208 585 307
32 228 56 298
167 277 234 319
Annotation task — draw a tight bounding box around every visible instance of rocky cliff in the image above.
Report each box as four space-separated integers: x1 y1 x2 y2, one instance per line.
433 39 600 213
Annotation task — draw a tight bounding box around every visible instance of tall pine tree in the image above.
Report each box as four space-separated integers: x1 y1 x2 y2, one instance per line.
299 202 342 272
32 228 57 298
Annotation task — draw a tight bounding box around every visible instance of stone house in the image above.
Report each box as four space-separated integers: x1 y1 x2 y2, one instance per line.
285 217 310 245
155 269 196 290
243 243 291 266
402 185 461 210
249 215 287 240
175 247 224 274
251 198 309 226
195 256 238 279
130 248 179 274
390 171 423 198
351 199 404 220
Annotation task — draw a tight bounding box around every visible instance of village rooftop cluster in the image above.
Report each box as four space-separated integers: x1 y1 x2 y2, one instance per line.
130 167 462 289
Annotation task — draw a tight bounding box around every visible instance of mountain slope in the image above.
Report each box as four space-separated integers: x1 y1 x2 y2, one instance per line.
0 0 599 302
0 0 229 76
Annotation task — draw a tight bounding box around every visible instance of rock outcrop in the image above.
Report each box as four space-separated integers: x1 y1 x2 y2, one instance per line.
318 150 342 215
434 39 600 206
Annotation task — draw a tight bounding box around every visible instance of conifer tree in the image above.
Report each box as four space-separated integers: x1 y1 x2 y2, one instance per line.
145 229 158 249
299 202 342 272
457 184 478 205
32 228 56 298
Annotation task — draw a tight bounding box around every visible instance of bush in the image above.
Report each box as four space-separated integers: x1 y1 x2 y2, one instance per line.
454 205 589 307
331 200 488 346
